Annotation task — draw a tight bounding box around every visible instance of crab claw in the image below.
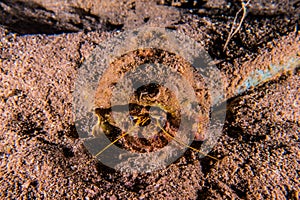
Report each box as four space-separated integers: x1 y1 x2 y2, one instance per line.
194 131 206 141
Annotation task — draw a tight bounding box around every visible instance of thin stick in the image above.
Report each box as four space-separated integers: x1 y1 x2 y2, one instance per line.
223 0 250 51
95 115 219 160
94 131 129 157
156 120 219 161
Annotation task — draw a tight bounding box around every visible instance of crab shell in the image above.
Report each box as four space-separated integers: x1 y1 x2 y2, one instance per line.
94 48 211 145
